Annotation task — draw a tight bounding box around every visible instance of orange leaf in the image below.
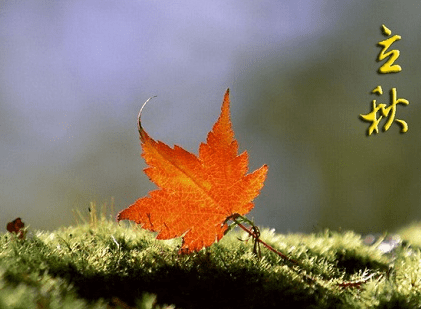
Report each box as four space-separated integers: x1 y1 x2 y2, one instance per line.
117 89 268 253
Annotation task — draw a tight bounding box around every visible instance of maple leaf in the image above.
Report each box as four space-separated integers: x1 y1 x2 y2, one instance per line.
117 89 268 253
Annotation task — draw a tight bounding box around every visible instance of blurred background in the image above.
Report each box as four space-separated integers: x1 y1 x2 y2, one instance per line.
1 1 421 234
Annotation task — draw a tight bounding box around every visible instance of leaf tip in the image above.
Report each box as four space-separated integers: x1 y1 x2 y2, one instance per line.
115 211 123 223
116 208 130 224
223 87 231 103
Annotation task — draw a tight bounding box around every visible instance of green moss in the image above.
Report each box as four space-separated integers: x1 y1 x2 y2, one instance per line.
2 211 421 308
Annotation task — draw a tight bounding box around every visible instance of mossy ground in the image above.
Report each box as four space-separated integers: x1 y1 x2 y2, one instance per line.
2 204 421 308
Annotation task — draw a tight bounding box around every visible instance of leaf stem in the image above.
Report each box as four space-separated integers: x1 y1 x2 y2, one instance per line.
137 96 157 140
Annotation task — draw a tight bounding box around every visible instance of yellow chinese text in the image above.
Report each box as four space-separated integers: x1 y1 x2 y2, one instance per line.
377 25 402 74
360 86 409 135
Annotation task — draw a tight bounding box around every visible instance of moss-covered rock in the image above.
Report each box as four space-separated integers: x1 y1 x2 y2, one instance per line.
2 214 421 308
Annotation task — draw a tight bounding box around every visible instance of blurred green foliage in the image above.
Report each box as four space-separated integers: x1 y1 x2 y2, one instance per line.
235 6 421 233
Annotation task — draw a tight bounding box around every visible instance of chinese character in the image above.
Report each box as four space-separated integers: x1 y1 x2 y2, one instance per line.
377 25 402 73
360 86 409 135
